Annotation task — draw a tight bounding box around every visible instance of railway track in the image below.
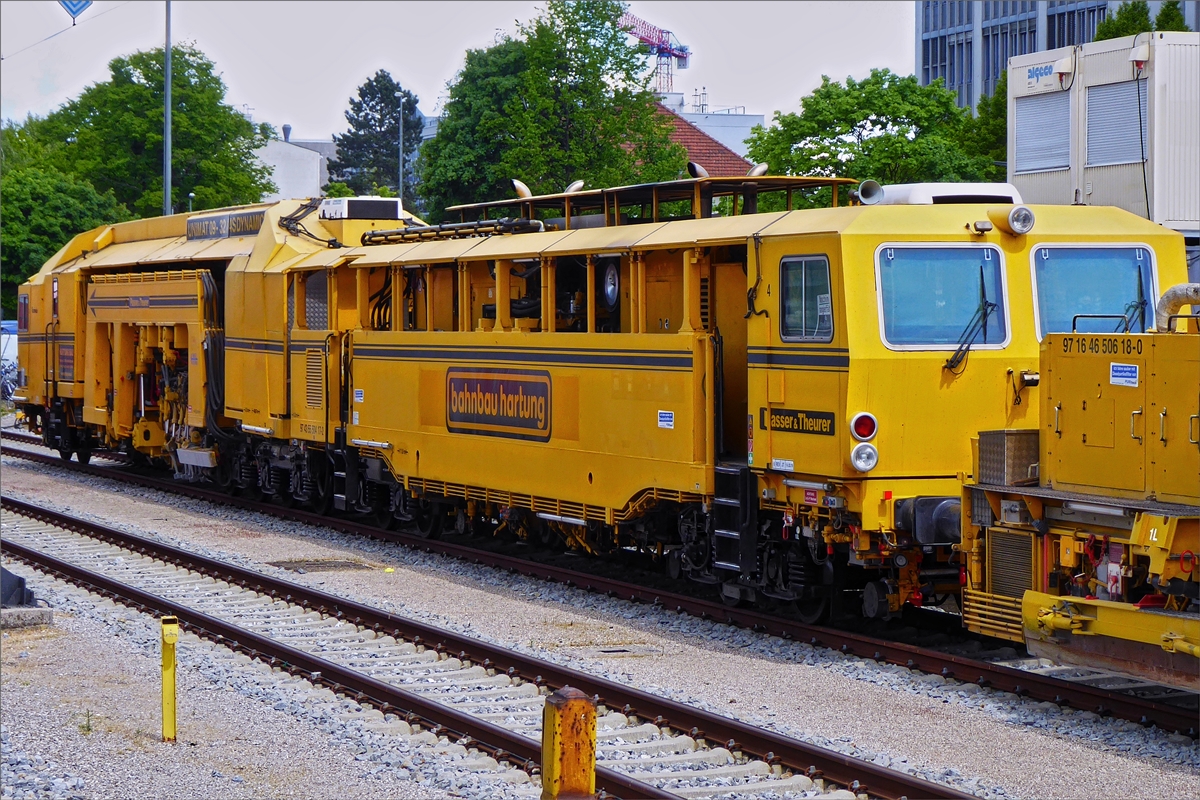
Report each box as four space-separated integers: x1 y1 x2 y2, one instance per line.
2 430 1196 738
0 495 970 800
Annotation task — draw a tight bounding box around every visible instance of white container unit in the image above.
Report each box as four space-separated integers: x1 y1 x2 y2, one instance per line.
1008 31 1199 254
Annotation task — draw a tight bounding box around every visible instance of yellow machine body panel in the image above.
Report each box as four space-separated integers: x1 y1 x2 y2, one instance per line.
1043 330 1200 505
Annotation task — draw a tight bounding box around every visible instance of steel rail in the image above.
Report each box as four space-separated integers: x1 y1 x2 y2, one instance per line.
0 530 673 800
2 495 971 800
2 435 1195 738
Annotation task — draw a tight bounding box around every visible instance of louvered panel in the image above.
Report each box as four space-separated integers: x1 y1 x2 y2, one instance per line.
699 276 711 329
987 529 1033 598
305 349 324 408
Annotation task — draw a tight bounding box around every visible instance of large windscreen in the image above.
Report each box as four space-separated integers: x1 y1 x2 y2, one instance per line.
1033 247 1155 336
877 246 1007 347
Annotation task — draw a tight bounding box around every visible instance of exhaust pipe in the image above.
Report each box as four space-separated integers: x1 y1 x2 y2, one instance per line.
1155 283 1200 331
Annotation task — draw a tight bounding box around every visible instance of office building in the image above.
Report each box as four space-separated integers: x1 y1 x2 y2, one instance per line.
916 1 1199 111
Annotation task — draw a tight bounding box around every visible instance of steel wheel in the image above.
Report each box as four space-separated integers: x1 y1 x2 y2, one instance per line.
412 499 443 539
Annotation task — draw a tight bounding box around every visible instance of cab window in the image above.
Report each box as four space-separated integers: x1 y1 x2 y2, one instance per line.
780 256 833 341
877 245 1007 348
1032 246 1155 336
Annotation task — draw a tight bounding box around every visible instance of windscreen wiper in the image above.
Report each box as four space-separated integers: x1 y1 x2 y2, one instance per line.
1122 267 1147 333
944 263 998 372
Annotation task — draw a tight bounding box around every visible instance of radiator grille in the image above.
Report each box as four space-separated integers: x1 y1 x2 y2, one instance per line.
305 349 324 408
700 277 711 329
987 529 1033 598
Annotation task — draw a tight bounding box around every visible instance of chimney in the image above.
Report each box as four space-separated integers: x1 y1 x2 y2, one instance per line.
282 124 292 142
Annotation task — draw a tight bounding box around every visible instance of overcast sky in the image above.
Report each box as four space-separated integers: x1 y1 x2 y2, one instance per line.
1 1 915 140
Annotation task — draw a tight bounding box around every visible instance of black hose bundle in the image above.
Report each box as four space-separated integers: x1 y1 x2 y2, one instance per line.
199 271 238 445
369 270 393 331
278 198 341 248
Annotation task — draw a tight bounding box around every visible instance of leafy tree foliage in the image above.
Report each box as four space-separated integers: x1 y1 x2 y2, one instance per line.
419 0 685 219
1096 1 1152 40
417 39 530 217
1 167 132 314
328 70 422 208
1 120 54 174
323 181 356 198
28 44 274 217
1154 0 1189 31
745 69 988 199
958 70 1008 182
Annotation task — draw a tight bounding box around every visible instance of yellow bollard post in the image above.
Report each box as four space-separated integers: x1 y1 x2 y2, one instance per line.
161 616 179 743
540 686 596 800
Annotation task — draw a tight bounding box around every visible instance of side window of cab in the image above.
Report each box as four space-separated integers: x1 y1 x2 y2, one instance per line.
780 256 833 342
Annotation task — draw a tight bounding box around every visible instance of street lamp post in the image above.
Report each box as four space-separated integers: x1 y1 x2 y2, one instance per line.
394 89 404 202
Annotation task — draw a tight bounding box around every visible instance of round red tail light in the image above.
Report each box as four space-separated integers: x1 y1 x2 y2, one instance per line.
851 412 877 441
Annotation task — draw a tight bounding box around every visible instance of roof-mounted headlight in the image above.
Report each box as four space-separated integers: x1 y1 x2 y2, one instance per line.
988 205 1035 235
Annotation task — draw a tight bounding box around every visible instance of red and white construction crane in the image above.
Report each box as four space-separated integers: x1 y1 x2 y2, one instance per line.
619 11 690 94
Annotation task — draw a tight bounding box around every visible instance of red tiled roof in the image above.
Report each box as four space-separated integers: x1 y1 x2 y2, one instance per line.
656 103 751 177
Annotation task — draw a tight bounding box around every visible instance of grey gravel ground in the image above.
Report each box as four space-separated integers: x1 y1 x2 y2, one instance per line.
0 567 528 800
2 450 1198 799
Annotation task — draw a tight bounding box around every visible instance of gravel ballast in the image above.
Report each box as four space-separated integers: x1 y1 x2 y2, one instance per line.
2 452 1198 799
0 591 466 800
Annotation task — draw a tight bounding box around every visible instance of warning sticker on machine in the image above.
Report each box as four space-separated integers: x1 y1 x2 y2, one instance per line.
1110 363 1139 387
658 410 675 429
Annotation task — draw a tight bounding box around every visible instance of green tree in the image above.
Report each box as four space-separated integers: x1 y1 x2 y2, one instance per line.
323 181 356 198
1 166 132 314
419 0 685 218
328 70 422 208
745 69 988 199
1154 0 1189 31
958 70 1008 182
417 38 530 217
1 118 55 175
1095 1 1152 40
31 44 274 217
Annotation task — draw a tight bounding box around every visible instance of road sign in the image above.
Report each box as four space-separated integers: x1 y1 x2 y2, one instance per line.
59 1 93 22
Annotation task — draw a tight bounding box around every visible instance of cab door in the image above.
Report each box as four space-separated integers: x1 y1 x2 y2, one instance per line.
749 238 846 477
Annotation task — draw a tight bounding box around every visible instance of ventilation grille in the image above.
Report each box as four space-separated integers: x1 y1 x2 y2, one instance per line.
700 276 711 329
305 349 324 408
988 529 1033 598
305 272 328 330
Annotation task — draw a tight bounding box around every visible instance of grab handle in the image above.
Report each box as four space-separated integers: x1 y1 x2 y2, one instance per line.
1054 403 1062 437
1159 408 1167 444
1130 407 1143 443
1189 413 1199 446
